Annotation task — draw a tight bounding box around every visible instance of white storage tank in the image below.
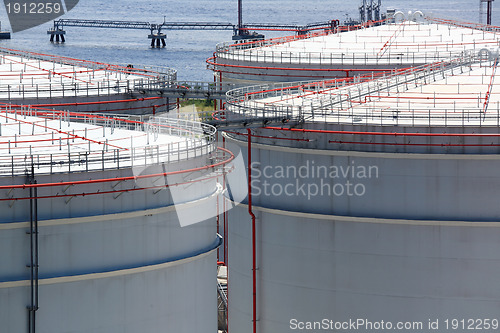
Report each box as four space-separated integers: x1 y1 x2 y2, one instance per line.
0 106 233 333
222 52 500 332
0 47 177 114
209 14 500 84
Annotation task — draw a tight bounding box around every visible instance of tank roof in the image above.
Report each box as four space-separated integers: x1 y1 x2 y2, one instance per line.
0 47 176 99
216 18 500 67
225 51 500 128
0 107 216 175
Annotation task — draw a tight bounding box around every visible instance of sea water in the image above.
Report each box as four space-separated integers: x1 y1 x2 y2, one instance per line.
0 0 497 81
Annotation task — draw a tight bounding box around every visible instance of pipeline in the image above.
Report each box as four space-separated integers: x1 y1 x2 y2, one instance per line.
263 127 500 138
2 96 164 108
1 172 224 202
247 128 257 333
0 146 235 192
2 97 171 115
328 140 500 147
207 56 407 77
27 167 38 333
223 134 229 332
223 135 228 266
226 130 310 142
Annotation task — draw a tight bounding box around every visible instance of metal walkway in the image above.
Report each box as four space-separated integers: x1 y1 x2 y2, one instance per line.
47 18 339 45
132 80 235 100
51 19 236 32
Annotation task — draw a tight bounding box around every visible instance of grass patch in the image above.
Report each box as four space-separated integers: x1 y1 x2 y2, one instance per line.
180 99 215 111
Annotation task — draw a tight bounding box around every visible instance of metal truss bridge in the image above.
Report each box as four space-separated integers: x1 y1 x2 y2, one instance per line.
132 80 235 100
47 18 338 46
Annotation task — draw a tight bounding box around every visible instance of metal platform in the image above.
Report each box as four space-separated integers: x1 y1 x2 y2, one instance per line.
132 80 235 100
0 22 10 39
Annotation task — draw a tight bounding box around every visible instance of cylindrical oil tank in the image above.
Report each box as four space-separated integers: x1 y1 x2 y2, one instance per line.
0 107 232 333
209 17 500 84
0 48 177 114
223 54 500 332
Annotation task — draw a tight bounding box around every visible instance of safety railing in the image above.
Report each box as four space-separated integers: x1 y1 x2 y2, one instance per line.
213 19 500 69
0 108 217 176
214 45 480 68
0 77 177 100
216 17 389 54
0 46 177 79
0 48 177 100
224 50 500 127
425 15 500 33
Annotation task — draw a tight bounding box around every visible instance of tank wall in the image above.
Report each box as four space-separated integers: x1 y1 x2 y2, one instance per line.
0 249 217 333
0 210 216 281
234 124 500 155
0 155 214 223
228 206 500 333
227 133 500 221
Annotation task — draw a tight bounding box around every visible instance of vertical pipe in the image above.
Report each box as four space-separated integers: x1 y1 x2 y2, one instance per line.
238 0 243 33
214 74 218 112
247 129 257 333
33 178 38 331
487 0 493 25
219 72 224 111
223 135 228 266
223 135 229 331
29 180 34 333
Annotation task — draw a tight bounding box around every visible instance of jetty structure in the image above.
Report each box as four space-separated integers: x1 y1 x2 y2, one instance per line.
0 21 11 39
219 50 500 332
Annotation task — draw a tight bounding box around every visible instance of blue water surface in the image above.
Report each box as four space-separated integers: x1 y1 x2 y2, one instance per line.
0 0 497 81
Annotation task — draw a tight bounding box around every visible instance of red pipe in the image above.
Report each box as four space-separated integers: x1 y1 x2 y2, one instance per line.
328 140 500 147
247 128 257 333
0 147 235 190
263 127 500 137
226 130 310 142
2 172 222 202
207 57 402 75
223 134 229 332
223 136 228 266
1 97 164 108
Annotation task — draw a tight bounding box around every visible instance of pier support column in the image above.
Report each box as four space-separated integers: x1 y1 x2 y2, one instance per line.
47 29 66 43
148 33 166 48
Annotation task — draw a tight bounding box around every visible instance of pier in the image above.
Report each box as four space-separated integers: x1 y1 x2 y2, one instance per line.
47 18 340 47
